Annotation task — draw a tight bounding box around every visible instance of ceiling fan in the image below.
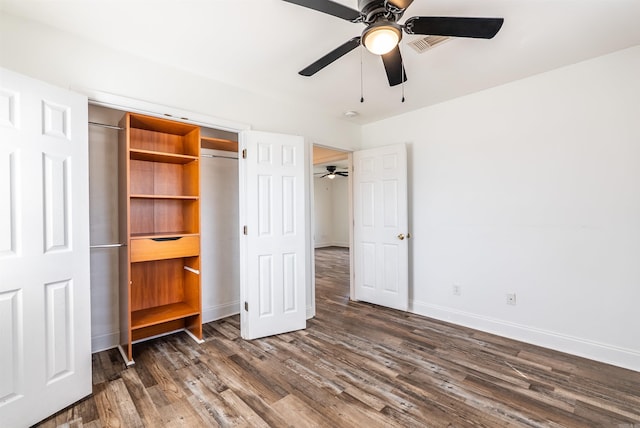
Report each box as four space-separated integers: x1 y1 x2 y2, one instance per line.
316 165 349 179
283 0 504 86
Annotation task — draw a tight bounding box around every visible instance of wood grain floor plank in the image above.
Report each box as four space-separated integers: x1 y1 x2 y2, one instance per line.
181 373 239 427
271 394 329 427
119 367 164 427
219 389 271 428
137 351 186 405
93 378 144 428
156 397 208 427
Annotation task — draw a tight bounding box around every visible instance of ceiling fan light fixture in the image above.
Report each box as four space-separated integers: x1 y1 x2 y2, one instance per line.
327 173 336 179
362 22 402 55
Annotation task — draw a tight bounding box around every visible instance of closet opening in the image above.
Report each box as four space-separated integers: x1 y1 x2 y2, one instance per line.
88 104 240 358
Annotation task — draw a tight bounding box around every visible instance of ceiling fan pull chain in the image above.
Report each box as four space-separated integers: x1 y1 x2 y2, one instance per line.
401 59 406 103
360 45 365 103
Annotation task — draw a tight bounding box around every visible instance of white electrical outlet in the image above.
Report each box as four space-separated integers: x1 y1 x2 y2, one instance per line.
506 293 516 305
452 284 461 296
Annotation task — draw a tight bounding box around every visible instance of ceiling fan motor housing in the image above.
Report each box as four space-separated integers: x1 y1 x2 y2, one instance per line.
358 0 405 24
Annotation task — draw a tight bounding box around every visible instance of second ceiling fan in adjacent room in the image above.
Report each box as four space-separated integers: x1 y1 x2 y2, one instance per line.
316 165 349 179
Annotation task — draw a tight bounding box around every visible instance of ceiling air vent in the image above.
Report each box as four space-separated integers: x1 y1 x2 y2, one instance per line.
407 35 450 54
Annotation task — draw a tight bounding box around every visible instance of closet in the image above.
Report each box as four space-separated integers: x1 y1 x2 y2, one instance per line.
112 111 238 363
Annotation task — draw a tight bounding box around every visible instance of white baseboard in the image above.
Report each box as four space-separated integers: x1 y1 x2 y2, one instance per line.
202 301 241 324
315 242 349 248
411 300 640 373
306 304 315 320
91 331 120 353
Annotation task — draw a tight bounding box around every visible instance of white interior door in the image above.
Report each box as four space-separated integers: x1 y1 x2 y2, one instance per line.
239 130 308 340
0 68 92 427
353 143 408 311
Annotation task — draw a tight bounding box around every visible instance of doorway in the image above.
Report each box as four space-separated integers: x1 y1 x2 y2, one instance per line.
312 145 352 300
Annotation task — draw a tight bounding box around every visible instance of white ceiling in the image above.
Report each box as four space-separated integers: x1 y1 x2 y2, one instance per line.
2 0 640 124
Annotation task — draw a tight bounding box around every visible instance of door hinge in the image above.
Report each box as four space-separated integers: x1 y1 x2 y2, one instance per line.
243 225 248 235
242 149 247 159
244 301 248 311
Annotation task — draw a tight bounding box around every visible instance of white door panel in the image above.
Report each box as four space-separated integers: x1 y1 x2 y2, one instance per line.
0 68 91 427
353 143 408 311
240 131 308 340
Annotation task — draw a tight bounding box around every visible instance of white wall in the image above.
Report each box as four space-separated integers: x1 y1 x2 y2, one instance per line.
200 150 240 323
87 105 123 351
362 46 640 371
332 178 350 247
0 13 361 150
314 178 333 247
314 177 349 247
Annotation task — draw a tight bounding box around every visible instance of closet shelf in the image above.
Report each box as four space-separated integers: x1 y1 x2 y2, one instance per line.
131 303 200 330
130 148 198 164
130 232 199 240
201 136 238 153
130 194 199 200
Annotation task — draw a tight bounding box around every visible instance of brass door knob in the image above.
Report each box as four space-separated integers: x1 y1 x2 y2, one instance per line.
398 233 405 240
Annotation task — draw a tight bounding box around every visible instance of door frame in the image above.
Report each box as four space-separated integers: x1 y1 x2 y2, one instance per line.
83 90 251 133
311 144 410 309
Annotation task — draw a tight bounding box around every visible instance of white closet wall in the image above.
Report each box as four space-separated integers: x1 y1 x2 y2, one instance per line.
88 105 124 351
200 149 240 322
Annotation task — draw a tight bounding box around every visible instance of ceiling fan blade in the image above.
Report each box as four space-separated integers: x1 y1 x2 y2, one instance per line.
299 37 361 76
282 0 361 22
405 16 504 39
387 0 414 10
381 45 407 87
336 172 349 176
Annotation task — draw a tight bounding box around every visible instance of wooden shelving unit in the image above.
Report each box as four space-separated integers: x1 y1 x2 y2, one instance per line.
119 112 203 364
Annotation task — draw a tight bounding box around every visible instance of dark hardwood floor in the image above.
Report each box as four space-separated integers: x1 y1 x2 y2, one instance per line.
36 246 640 427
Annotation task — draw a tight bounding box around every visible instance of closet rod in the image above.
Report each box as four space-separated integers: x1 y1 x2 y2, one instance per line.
201 153 238 160
90 243 126 249
89 121 124 130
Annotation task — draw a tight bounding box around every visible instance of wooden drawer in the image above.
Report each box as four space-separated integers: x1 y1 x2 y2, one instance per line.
130 236 199 262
